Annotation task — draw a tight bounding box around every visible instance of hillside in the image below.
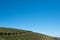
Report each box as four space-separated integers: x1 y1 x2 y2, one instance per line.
0 27 60 40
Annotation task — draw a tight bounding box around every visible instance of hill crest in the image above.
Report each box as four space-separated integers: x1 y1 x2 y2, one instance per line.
0 27 60 40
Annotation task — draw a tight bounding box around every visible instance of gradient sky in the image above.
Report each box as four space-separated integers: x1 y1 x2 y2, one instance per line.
0 0 60 37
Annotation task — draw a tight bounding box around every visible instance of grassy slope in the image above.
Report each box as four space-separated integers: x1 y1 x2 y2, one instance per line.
0 27 60 40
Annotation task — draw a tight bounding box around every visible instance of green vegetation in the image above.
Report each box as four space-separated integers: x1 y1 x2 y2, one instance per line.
0 27 60 40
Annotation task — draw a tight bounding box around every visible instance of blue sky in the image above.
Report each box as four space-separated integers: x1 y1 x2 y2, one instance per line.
0 0 60 37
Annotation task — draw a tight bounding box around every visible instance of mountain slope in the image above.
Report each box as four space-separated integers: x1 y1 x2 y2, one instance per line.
0 27 60 40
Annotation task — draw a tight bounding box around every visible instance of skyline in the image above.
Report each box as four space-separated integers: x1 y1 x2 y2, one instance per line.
0 0 60 37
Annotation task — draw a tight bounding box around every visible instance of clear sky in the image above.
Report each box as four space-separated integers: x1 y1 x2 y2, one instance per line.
0 0 60 37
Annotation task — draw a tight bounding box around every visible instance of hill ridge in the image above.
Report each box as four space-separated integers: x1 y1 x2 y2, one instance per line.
0 27 60 40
